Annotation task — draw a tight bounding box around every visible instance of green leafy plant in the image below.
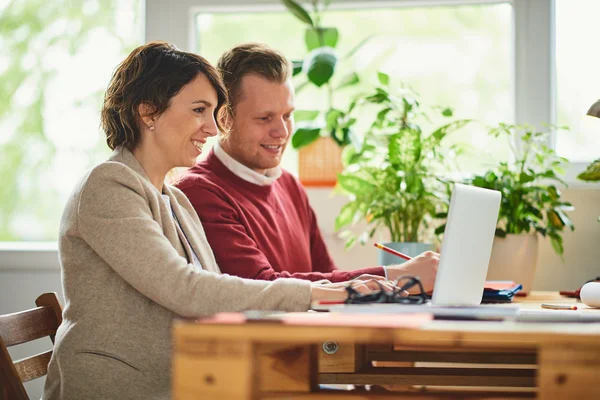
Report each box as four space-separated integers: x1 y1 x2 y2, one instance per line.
463 123 574 256
281 0 369 149
334 72 471 247
578 159 600 222
578 159 600 182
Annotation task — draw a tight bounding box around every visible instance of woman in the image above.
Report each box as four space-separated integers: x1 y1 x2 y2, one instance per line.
42 42 377 400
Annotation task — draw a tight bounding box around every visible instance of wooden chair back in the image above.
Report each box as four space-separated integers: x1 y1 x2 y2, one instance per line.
0 292 63 400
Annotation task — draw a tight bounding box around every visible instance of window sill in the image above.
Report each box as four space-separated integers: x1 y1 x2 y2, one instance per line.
0 242 60 271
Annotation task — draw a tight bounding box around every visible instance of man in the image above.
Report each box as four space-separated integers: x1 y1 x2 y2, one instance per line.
176 43 438 288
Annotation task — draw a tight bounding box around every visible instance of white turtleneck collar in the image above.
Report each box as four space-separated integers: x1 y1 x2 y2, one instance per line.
213 141 282 186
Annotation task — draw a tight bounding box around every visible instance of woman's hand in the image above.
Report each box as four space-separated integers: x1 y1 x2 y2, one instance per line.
310 278 396 303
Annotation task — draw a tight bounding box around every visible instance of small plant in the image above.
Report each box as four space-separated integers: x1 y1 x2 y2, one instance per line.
578 158 600 222
281 0 369 149
334 72 471 247
578 159 600 182
464 123 574 256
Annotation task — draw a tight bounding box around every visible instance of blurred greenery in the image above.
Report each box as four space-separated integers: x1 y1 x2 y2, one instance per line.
554 0 600 162
0 0 140 241
462 124 574 257
196 2 513 173
0 2 542 241
334 72 471 246
281 0 357 148
578 159 600 182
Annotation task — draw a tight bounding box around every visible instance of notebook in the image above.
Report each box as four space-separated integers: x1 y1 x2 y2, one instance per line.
482 281 523 303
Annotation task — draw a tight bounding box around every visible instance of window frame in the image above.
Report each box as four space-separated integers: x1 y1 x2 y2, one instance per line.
1 0 596 264
144 0 594 186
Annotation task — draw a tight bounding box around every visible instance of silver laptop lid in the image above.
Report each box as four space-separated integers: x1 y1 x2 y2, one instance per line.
431 183 501 306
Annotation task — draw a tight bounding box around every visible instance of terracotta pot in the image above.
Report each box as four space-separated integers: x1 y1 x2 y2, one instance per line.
298 137 344 187
486 234 538 294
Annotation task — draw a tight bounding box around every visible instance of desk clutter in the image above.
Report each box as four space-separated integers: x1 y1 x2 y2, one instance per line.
199 311 433 329
581 281 600 308
481 281 523 303
342 277 523 306
343 277 523 305
559 276 600 299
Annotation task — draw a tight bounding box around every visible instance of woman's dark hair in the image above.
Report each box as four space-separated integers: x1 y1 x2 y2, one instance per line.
101 41 228 150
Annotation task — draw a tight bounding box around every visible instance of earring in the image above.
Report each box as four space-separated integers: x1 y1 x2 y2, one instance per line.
149 125 155 131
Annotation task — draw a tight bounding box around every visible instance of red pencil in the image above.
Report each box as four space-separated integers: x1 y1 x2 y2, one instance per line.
374 242 412 261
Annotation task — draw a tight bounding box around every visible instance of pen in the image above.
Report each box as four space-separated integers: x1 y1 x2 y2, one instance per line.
315 300 346 305
541 303 578 310
374 242 412 261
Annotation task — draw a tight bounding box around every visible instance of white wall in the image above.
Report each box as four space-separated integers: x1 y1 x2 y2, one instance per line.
534 188 600 290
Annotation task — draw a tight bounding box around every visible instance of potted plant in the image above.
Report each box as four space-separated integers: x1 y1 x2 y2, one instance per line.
464 123 575 293
578 159 600 222
578 159 600 183
281 0 370 185
334 72 471 265
577 98 600 220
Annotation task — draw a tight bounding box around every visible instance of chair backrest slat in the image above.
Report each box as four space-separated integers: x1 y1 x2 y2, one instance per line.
1 337 29 400
0 307 59 346
14 350 53 383
0 292 63 400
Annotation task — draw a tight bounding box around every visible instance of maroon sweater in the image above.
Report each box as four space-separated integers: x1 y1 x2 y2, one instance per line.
175 150 385 282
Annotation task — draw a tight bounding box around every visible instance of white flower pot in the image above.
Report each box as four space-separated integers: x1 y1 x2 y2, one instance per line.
486 234 539 294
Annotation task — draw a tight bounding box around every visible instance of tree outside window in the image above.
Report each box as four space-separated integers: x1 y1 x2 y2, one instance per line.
0 0 142 241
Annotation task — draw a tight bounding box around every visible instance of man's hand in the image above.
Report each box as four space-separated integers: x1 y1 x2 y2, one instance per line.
385 251 440 293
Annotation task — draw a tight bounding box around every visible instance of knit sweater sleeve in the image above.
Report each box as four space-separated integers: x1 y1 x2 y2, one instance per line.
180 181 344 281
179 173 384 282
75 163 312 317
294 178 387 282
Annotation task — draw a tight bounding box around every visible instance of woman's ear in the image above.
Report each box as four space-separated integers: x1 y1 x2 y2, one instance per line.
138 103 156 131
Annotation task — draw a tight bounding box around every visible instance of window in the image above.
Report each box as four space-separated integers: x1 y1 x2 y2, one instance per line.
0 0 142 241
195 2 514 173
555 0 600 162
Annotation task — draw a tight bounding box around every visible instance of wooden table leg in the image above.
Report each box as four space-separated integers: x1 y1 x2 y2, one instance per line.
538 344 600 400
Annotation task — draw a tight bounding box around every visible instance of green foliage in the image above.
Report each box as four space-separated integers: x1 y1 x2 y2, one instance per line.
292 127 321 148
303 47 337 87
305 27 339 50
334 78 471 246
281 0 368 149
466 124 574 257
282 0 314 26
576 159 600 222
578 159 600 182
0 0 138 240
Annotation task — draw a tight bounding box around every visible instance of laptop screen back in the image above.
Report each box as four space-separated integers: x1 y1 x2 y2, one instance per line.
431 183 501 306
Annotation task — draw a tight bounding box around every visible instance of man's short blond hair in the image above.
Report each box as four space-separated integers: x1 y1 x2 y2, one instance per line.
217 43 291 111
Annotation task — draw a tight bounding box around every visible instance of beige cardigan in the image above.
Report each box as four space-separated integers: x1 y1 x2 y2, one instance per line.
43 147 311 400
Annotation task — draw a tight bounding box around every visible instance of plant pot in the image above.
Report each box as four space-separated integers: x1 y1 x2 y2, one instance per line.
298 137 344 187
486 234 538 294
377 242 434 266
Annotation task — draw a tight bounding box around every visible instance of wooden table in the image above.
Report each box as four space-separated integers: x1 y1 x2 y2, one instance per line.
172 292 600 399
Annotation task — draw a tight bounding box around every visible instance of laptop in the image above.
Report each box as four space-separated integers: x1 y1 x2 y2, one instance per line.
312 183 502 312
431 183 501 306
